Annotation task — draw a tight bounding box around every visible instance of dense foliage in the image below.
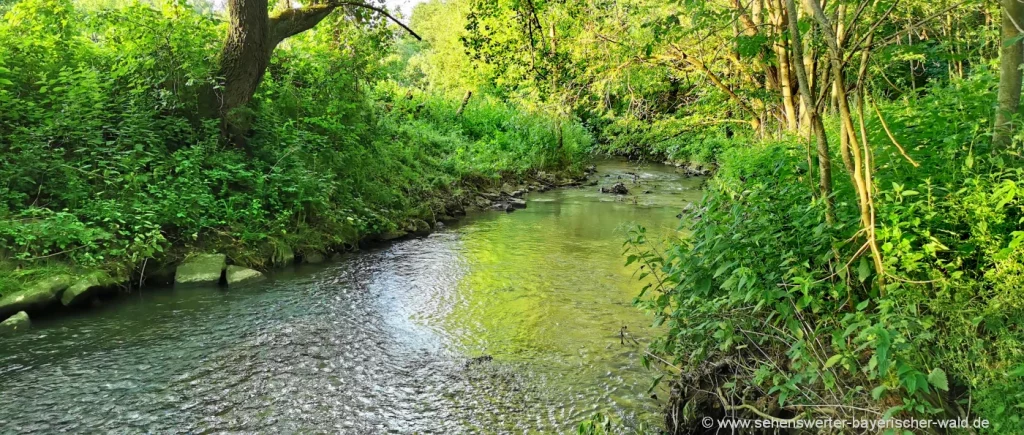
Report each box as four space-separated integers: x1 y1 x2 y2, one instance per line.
595 2 1022 433
0 0 589 294
628 87 1024 430
2 0 1023 431
434 0 1020 430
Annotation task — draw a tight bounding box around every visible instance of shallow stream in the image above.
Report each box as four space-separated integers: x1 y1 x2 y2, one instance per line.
0 160 704 433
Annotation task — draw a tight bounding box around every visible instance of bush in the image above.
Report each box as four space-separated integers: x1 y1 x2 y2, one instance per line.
629 72 1024 431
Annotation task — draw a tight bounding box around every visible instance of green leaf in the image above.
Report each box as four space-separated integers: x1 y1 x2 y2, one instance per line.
857 257 871 282
928 368 949 392
882 406 902 419
824 354 843 369
647 374 664 393
872 385 887 400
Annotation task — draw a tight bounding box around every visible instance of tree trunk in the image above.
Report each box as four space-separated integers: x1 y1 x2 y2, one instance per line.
805 0 884 284
994 0 1024 149
785 0 833 222
456 90 473 116
207 0 421 147
735 0 779 91
774 0 798 132
217 0 273 146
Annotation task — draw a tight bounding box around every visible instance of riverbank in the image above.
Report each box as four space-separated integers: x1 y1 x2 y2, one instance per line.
0 166 598 334
0 160 703 432
617 78 1024 433
0 0 598 333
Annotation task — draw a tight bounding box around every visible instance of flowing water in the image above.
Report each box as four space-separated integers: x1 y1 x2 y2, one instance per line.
0 160 704 434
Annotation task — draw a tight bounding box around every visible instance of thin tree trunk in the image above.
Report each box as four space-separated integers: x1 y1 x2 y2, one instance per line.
456 90 473 116
994 0 1024 149
786 0 833 222
804 0 884 282
735 0 780 91
775 0 798 132
665 50 763 130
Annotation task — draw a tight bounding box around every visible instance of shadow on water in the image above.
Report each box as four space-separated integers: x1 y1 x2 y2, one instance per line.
0 159 705 433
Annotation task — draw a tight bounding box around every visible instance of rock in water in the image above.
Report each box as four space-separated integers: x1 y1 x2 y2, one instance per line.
412 219 431 234
491 202 514 212
0 311 30 336
600 182 629 195
61 271 117 307
174 254 226 287
464 355 494 367
508 197 527 209
226 266 264 286
0 275 73 319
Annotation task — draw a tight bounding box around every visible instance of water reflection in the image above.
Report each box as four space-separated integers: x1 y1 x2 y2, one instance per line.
0 160 703 433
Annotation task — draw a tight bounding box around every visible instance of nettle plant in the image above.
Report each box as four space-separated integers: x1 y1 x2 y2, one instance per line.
626 129 1023 429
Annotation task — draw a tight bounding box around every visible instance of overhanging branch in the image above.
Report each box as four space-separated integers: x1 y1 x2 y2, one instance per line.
333 2 422 40
270 1 421 47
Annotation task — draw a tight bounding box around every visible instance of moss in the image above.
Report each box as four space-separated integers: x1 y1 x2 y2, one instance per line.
173 254 226 286
61 271 117 307
0 311 30 336
0 274 73 319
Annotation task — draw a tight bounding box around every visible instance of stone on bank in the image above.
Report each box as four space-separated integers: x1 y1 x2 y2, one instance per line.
0 274 73 319
174 254 226 286
225 265 264 286
380 230 408 241
0 311 30 336
303 252 325 264
61 271 117 307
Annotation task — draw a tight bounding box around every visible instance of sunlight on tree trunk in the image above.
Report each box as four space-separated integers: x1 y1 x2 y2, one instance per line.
784 0 832 223
804 0 884 286
994 0 1024 149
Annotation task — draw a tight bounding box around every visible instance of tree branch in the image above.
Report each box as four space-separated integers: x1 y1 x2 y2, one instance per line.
270 4 338 45
269 1 421 48
656 48 762 130
334 2 422 40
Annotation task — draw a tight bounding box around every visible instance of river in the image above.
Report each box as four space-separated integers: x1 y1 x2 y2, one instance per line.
0 160 704 433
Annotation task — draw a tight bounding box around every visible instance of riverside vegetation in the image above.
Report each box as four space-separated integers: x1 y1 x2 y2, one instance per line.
1 0 1023 433
0 0 590 323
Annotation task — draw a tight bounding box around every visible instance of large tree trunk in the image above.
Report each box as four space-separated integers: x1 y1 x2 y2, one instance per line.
207 0 420 147
994 0 1024 149
218 0 273 146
